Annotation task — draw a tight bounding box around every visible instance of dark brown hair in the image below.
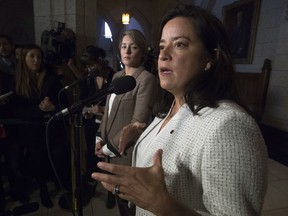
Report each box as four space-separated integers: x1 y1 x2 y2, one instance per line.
154 4 239 117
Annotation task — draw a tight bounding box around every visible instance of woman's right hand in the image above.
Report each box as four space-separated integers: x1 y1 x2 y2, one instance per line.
82 105 103 119
82 106 94 119
95 141 106 158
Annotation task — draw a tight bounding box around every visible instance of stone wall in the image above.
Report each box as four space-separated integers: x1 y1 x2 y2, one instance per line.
0 0 35 44
1 0 287 131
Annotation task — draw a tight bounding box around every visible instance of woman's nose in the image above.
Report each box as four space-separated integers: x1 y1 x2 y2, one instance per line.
158 49 171 61
125 47 131 54
34 57 41 63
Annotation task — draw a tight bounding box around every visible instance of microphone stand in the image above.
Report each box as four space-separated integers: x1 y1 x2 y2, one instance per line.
58 106 85 215
71 111 83 216
56 75 136 215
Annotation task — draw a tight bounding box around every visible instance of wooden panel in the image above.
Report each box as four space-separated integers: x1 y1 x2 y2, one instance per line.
235 58 271 121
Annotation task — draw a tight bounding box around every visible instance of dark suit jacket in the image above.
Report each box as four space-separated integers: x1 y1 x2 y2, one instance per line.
100 66 157 165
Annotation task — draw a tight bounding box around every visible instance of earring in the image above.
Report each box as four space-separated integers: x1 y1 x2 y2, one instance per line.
205 62 212 71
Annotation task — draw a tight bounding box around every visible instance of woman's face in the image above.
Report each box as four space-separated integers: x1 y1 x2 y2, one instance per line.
120 35 142 68
25 48 42 73
158 17 211 97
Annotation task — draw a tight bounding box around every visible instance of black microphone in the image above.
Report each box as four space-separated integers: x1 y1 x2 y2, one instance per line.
12 202 40 216
0 91 14 102
55 75 136 117
62 69 99 90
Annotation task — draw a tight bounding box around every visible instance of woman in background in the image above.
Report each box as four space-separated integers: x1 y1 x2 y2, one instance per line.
94 29 157 215
80 45 115 200
11 44 69 208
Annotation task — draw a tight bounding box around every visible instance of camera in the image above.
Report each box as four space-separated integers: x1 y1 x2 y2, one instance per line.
41 22 76 66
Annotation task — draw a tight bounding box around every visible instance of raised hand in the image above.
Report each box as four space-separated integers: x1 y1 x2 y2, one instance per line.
118 122 146 155
91 149 172 215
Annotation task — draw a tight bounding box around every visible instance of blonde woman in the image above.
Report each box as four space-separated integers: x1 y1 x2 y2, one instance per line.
95 29 157 215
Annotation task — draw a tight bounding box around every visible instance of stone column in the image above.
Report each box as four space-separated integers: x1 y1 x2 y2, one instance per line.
33 0 98 56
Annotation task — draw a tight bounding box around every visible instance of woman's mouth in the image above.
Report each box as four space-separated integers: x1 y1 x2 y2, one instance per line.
159 67 172 75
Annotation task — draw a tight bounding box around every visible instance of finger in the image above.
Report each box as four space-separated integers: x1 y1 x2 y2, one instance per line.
91 172 111 183
153 149 163 168
118 139 125 156
91 171 120 185
97 161 129 175
96 152 105 158
100 181 115 192
105 184 128 199
133 122 146 129
119 129 129 155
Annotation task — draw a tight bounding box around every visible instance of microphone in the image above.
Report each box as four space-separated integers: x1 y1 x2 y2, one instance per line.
63 69 99 90
0 91 14 102
55 75 136 117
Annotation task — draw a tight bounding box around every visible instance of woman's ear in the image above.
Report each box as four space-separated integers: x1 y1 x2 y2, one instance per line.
204 48 219 71
213 48 220 60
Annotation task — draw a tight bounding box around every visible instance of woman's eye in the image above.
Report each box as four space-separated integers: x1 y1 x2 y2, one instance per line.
175 42 185 48
159 45 164 50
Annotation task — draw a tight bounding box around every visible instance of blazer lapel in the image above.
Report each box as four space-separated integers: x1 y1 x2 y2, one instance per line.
106 93 125 133
104 66 145 136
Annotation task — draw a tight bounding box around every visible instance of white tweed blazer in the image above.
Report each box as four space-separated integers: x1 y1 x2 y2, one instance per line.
132 101 268 216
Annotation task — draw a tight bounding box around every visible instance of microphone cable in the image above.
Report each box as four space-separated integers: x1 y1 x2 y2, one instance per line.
45 115 77 216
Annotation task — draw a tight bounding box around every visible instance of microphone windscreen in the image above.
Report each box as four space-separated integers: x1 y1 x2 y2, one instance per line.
112 76 136 95
12 202 39 216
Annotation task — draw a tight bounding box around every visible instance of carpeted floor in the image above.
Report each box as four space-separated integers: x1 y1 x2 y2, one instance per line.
260 124 288 166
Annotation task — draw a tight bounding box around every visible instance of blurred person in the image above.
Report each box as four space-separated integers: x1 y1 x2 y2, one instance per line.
0 34 15 104
56 46 115 209
80 45 115 186
0 34 15 77
54 59 83 106
0 34 28 206
14 44 25 63
92 4 268 216
94 29 157 215
0 34 15 116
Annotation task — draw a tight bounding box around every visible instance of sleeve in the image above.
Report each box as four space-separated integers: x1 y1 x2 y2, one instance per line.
11 95 45 121
95 135 118 157
200 113 268 216
131 72 157 124
109 72 157 154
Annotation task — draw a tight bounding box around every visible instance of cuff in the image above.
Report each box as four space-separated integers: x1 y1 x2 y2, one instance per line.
95 136 103 144
102 144 116 157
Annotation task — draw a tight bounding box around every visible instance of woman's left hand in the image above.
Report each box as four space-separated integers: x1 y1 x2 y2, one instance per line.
39 97 55 112
91 149 170 214
118 122 146 155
